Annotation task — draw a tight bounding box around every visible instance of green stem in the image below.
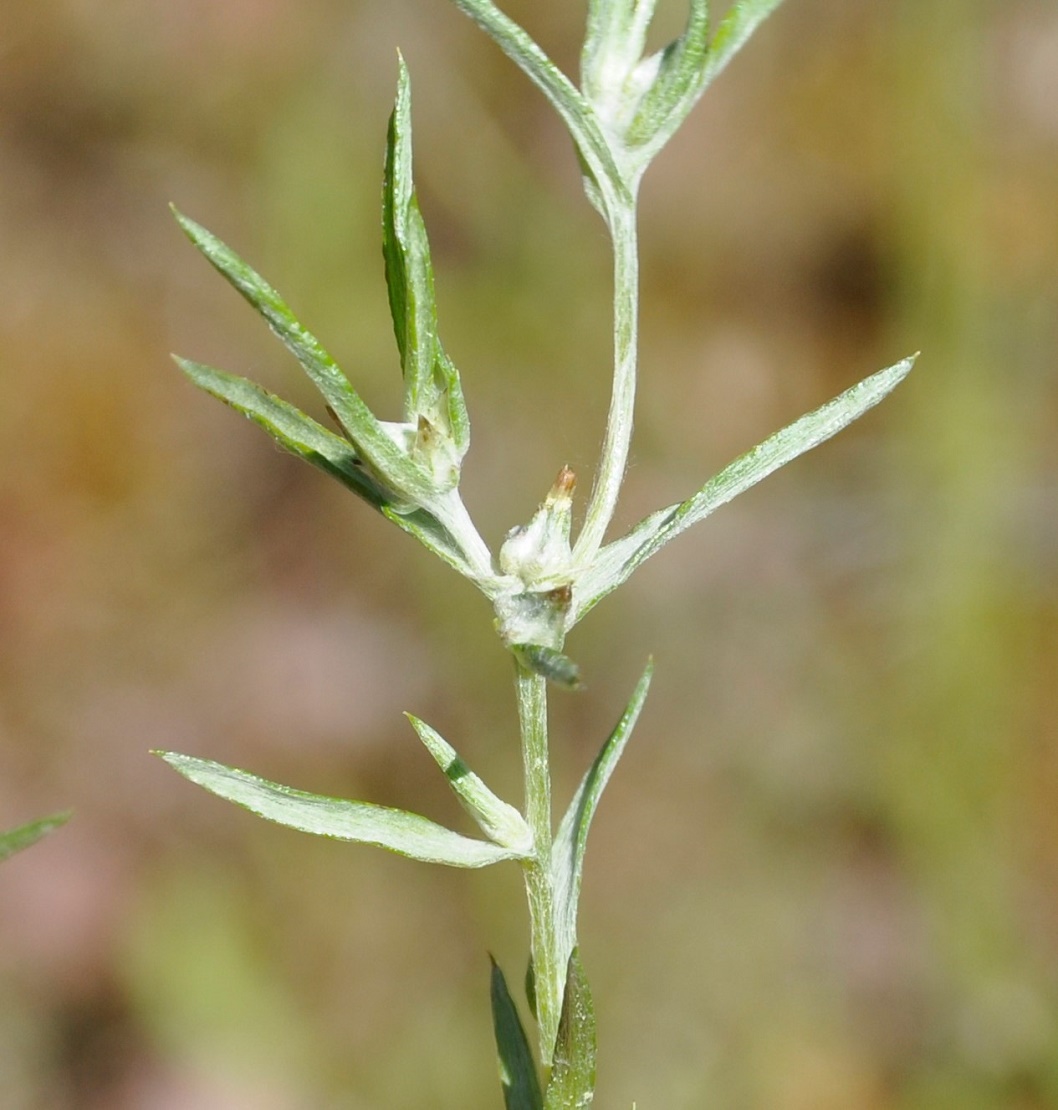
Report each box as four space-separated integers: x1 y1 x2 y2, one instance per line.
430 489 498 584
516 662 562 1069
574 200 640 563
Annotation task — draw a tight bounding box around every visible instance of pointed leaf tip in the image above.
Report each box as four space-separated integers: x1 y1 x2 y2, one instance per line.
406 714 532 855
490 958 544 1110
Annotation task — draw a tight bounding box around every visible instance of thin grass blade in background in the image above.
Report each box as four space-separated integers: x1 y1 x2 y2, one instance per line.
0 812 70 864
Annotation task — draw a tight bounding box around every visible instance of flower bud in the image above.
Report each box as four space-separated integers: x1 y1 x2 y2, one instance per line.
499 467 575 585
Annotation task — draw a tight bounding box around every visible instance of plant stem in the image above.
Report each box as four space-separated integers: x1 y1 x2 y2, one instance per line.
574 200 640 563
431 489 497 583
516 661 562 1069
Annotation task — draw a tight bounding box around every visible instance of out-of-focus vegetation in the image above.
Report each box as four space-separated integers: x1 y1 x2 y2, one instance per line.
1 1 1056 1106
0 812 70 864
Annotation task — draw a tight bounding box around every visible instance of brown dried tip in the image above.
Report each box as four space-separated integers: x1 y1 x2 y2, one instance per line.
551 465 576 498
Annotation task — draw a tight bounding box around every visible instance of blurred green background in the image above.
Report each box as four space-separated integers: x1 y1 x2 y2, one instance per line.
2 1 1057 1106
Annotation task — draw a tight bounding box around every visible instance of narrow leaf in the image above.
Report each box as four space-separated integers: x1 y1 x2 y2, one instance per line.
446 0 630 209
435 348 470 459
491 957 544 1110
157 752 520 868
544 951 597 1110
0 811 71 864
176 357 388 507
627 0 783 175
575 356 915 621
551 662 653 990
702 0 786 92
382 55 427 386
172 206 434 502
383 58 469 452
405 714 532 855
177 358 475 574
626 0 710 152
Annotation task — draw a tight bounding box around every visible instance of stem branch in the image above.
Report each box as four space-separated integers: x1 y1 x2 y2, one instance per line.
574 201 640 563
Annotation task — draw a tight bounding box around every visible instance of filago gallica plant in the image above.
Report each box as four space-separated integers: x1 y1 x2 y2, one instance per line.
158 1 914 1104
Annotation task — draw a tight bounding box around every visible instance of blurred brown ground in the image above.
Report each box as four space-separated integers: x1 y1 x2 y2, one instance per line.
2 1 1058 1107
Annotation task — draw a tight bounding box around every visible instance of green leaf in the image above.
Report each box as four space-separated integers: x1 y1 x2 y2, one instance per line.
544 951 597 1110
703 0 786 91
580 1 783 183
175 357 388 507
405 714 532 855
490 957 544 1110
383 58 469 455
625 0 709 152
176 358 476 575
575 355 915 621
435 349 471 461
551 662 652 992
383 56 436 407
156 752 521 868
171 206 435 503
626 0 784 176
445 0 630 211
0 811 71 864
